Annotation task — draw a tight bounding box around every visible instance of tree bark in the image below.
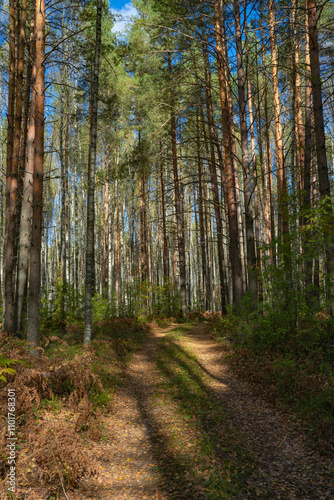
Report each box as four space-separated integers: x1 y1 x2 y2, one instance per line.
260 4 276 265
213 0 243 305
4 0 17 333
168 55 187 316
114 178 120 309
159 143 169 281
307 0 331 201
138 132 148 282
233 0 258 300
269 0 288 246
219 0 247 295
16 14 35 336
102 144 109 298
303 8 313 298
254 34 270 256
200 15 227 313
292 0 304 195
27 0 45 356
84 0 102 344
59 85 67 332
12 0 28 304
196 107 209 310
307 0 333 304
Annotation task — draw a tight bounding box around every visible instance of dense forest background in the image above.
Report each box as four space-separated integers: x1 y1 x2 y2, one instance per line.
0 0 334 349
1 1 334 497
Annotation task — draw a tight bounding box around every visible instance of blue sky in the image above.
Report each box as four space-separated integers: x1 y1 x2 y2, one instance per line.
109 1 138 33
109 0 129 8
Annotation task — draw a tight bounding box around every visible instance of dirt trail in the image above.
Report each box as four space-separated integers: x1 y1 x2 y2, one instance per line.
71 322 333 500
182 323 334 499
98 324 173 499
71 324 176 500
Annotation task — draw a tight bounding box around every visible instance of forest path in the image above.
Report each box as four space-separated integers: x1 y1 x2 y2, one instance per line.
71 323 177 500
180 323 334 499
73 322 334 499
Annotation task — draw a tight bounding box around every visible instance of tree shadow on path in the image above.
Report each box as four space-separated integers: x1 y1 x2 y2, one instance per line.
127 330 259 499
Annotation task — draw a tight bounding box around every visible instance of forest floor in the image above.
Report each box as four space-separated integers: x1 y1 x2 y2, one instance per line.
10 321 334 500
64 322 334 500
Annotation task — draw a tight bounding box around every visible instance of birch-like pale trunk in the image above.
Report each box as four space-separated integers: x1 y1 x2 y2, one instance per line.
234 0 258 300
15 14 35 336
16 27 36 336
84 0 102 344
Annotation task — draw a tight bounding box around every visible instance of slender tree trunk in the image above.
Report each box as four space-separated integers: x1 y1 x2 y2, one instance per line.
84 0 102 344
246 32 262 299
307 0 333 305
200 18 227 313
160 143 169 281
196 108 209 310
138 132 148 282
292 0 304 196
269 0 288 246
307 0 331 202
59 86 67 332
155 174 160 292
4 0 17 333
260 5 276 264
255 37 270 255
168 56 187 316
13 0 28 302
113 135 121 308
16 15 35 336
234 0 258 300
0 123 4 306
74 91 79 303
187 161 192 308
114 179 120 309
102 145 109 298
312 153 320 306
194 192 201 304
303 9 313 299
147 182 153 288
219 0 247 295
197 87 215 308
27 0 45 356
213 0 243 305
171 114 187 315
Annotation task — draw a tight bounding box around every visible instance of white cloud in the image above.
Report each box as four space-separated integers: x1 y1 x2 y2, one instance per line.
111 2 138 34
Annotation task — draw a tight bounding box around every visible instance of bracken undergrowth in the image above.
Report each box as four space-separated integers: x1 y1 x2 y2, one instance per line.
0 317 150 498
